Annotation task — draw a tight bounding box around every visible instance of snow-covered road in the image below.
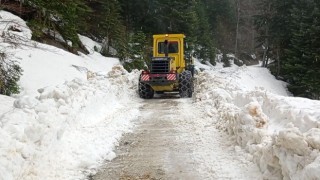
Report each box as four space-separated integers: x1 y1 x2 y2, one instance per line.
93 97 262 179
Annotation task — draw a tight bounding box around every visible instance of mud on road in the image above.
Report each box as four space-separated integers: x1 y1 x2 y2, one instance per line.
93 98 262 180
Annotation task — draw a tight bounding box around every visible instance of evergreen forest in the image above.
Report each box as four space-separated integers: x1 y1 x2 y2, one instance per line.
0 0 319 99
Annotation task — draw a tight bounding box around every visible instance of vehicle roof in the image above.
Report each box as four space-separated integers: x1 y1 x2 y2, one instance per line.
153 34 185 39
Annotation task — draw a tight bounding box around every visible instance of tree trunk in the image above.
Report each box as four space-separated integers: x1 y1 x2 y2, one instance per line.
251 18 255 53
20 0 22 17
249 0 255 53
262 30 268 67
262 2 271 67
265 48 269 67
235 0 240 57
276 47 280 78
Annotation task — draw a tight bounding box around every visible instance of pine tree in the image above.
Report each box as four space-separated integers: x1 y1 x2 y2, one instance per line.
194 0 216 65
222 52 231 67
124 31 149 71
254 0 293 72
283 1 320 99
99 0 126 56
206 0 236 53
26 0 91 48
255 0 320 99
0 51 22 96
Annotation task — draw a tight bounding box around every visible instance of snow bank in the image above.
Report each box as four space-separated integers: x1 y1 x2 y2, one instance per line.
0 10 32 40
0 66 141 180
78 34 102 53
0 95 14 117
0 11 142 180
195 67 320 179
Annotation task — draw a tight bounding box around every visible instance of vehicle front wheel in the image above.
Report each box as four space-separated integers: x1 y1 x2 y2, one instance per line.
179 71 193 98
138 82 154 99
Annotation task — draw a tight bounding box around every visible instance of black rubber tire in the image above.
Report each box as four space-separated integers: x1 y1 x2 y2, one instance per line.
179 71 193 98
138 81 154 99
187 65 195 77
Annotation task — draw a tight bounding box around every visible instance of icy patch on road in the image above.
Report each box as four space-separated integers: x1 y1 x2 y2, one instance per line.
195 69 320 179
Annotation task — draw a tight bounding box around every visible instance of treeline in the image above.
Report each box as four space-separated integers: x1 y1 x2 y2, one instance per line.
1 0 319 99
2 0 235 65
254 0 320 99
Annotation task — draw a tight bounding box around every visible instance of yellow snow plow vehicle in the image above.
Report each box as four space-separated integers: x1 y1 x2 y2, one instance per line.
138 34 194 99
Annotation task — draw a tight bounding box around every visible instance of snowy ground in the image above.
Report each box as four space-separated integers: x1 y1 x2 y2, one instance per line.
1 11 320 180
194 64 320 179
0 11 141 179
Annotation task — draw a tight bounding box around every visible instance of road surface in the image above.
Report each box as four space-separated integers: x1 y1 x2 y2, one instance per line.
93 97 262 180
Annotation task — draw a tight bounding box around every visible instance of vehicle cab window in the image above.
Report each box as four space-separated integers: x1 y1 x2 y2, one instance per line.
158 41 179 54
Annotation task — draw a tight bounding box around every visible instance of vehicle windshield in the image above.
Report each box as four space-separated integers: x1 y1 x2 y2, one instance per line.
158 41 178 54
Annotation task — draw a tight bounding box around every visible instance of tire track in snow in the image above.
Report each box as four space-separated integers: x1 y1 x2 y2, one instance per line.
93 97 262 179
